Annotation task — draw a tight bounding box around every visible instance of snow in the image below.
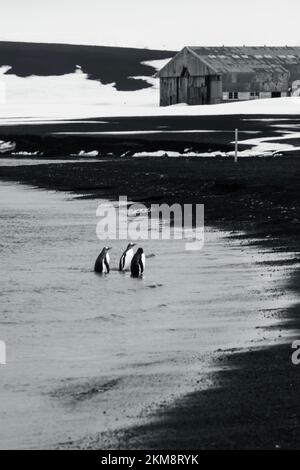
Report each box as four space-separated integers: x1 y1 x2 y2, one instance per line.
237 131 300 155
132 147 300 158
0 96 299 122
0 67 158 107
131 129 300 157
76 150 99 157
132 150 225 158
0 140 16 153
141 58 171 71
0 63 161 121
11 151 42 156
0 56 299 123
0 58 173 119
132 151 182 158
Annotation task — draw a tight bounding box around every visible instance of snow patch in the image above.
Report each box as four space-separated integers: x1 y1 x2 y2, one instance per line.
0 66 161 112
238 131 300 154
141 58 172 72
0 140 16 153
76 150 99 157
11 151 42 156
132 150 225 158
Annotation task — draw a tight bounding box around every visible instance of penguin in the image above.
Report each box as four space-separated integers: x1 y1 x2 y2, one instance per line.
130 248 145 277
94 247 111 274
119 243 136 272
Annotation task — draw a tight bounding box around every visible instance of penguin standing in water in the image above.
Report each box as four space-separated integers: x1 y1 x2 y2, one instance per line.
119 243 136 272
94 247 111 274
130 248 145 277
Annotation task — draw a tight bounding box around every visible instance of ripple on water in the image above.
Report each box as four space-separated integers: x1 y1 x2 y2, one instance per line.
50 378 121 407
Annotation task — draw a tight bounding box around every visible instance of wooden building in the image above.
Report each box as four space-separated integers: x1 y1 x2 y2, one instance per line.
157 46 300 106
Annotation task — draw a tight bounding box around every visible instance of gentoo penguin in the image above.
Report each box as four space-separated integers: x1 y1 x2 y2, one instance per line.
130 248 145 277
119 243 136 271
94 247 111 274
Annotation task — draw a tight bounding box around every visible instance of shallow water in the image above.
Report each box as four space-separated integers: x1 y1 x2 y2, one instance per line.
0 181 296 449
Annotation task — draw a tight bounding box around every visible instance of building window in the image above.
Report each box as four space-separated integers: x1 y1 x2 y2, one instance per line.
250 92 260 99
229 91 238 100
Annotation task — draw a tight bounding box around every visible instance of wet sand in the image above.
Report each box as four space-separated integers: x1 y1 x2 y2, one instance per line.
1 156 300 449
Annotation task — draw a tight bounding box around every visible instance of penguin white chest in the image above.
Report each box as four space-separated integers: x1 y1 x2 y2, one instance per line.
141 253 146 270
124 248 134 270
102 253 110 273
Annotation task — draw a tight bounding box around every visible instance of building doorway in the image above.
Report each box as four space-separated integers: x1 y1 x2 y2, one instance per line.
271 91 281 98
177 67 190 104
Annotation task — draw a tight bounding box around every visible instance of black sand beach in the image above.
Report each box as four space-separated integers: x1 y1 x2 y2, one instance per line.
1 155 300 449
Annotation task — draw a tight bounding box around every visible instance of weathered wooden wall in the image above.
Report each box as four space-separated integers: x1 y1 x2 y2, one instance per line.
159 46 298 106
209 76 222 104
160 75 222 106
159 47 223 106
160 76 209 106
158 47 214 78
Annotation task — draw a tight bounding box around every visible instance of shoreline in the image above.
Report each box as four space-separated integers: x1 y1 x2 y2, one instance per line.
1 156 300 449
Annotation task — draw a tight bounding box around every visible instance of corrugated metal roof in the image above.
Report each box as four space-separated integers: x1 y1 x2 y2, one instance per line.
188 46 300 74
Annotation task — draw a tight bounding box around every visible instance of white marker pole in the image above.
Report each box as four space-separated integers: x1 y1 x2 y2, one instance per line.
234 128 239 163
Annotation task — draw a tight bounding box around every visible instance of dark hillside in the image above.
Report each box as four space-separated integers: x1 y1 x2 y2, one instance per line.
0 41 176 91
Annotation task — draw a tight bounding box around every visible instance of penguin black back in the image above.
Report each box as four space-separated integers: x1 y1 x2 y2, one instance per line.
130 248 145 277
94 247 111 273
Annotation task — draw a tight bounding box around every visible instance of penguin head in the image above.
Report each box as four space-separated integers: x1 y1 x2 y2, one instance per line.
103 246 112 252
136 248 144 255
127 242 136 250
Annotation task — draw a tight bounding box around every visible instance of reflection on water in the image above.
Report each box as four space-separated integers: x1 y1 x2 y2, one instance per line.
0 182 295 449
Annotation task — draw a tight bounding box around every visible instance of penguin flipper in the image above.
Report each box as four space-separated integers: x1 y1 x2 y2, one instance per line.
130 262 139 277
119 254 125 271
94 256 102 273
